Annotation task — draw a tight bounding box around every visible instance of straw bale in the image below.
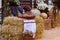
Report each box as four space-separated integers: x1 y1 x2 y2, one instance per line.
1 16 23 40
23 30 34 40
56 11 60 26
3 16 23 25
35 16 44 39
0 16 44 40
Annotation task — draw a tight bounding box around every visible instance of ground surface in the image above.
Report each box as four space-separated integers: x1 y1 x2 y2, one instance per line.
39 27 60 40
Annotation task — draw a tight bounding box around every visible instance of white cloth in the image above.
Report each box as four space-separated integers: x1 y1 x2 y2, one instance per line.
24 20 36 38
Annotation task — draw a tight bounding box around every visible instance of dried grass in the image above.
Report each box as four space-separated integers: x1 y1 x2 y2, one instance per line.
0 16 44 40
35 16 44 39
0 16 23 40
56 11 60 26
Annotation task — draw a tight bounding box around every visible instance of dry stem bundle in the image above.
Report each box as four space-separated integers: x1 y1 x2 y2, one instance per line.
1 16 23 40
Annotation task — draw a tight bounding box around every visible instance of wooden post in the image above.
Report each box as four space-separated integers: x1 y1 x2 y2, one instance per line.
30 0 32 8
34 0 37 8
2 0 4 24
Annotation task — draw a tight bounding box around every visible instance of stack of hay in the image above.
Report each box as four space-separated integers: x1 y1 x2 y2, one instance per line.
23 30 34 40
56 11 60 26
22 16 44 40
0 16 24 40
0 16 44 40
35 16 44 39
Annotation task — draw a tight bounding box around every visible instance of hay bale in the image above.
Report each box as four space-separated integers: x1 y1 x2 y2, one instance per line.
3 16 23 25
1 16 23 40
35 16 44 39
56 11 60 26
23 30 34 40
0 16 44 40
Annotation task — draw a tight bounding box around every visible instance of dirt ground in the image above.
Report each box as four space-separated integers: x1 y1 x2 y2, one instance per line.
38 27 60 40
